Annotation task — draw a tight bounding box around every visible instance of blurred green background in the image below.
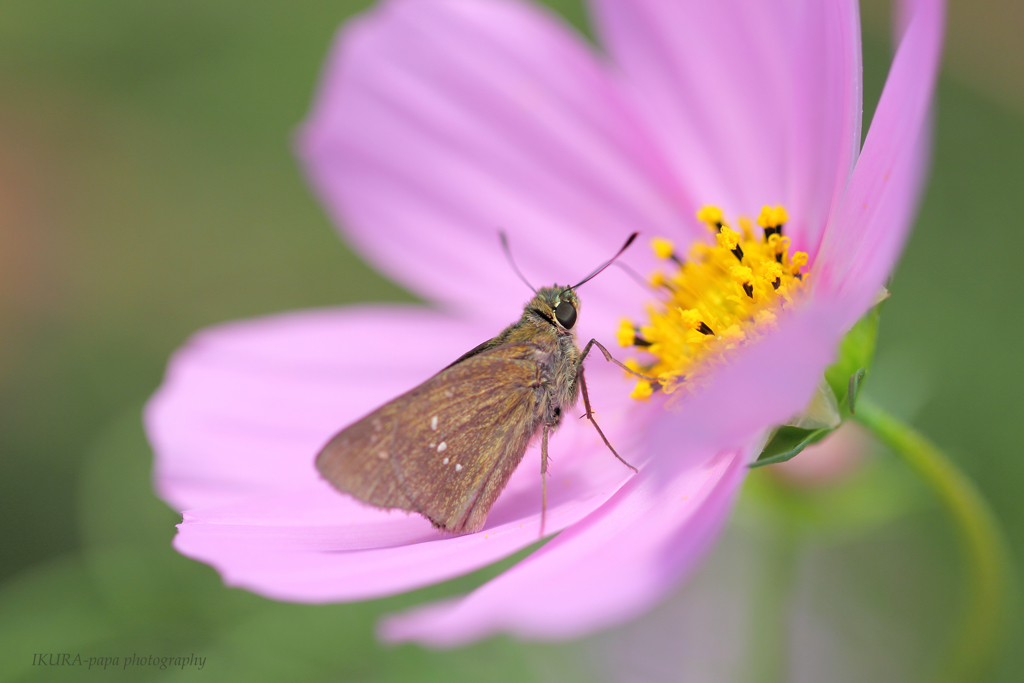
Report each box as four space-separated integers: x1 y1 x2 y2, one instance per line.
0 0 1021 681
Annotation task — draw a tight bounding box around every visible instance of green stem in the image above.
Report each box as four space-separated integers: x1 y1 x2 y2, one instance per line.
747 527 798 683
853 395 1011 682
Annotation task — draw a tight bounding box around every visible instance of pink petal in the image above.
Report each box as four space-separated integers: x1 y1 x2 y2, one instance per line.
382 297 853 644
149 306 646 600
382 448 748 645
297 0 692 332
588 0 862 253
812 0 944 324
173 429 629 603
145 306 489 511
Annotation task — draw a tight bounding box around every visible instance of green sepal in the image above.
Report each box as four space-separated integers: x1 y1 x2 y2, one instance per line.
751 425 833 468
848 366 867 414
824 295 884 404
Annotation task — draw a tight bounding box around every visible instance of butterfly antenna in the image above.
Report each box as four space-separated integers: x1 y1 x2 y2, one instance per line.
614 261 665 296
499 231 537 293
572 232 638 290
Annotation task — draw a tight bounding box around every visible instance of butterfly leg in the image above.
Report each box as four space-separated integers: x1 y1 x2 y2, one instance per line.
579 338 656 381
577 363 638 474
540 424 549 538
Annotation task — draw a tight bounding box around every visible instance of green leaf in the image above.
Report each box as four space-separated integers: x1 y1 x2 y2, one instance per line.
751 426 834 468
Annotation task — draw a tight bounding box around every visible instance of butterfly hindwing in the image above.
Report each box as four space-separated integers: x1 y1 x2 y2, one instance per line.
316 341 552 533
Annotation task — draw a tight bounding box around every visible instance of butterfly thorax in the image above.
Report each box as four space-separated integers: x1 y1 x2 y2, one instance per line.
486 286 582 429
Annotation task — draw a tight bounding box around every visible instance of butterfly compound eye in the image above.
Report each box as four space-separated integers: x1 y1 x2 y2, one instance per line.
554 301 577 329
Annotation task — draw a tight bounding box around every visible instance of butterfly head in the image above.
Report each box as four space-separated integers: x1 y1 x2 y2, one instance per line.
530 286 580 332
504 231 637 336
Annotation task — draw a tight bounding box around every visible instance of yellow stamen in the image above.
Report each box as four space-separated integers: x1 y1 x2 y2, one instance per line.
621 205 808 398
791 251 808 276
696 205 724 227
738 217 755 241
630 380 654 401
616 319 636 348
730 264 753 284
679 308 703 330
716 226 740 251
651 237 675 260
757 204 789 229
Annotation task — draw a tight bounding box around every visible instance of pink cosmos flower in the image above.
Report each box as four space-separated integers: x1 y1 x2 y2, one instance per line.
145 0 943 646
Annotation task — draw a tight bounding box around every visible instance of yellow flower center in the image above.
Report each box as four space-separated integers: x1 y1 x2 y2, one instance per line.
618 205 809 399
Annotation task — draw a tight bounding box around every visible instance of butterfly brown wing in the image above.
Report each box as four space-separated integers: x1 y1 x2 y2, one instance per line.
316 341 551 534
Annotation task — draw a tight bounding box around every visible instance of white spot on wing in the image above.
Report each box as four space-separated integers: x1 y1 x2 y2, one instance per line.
430 416 438 431
442 457 449 465
455 464 463 472
437 441 447 452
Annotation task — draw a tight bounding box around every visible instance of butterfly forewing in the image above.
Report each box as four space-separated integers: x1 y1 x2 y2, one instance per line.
316 341 551 534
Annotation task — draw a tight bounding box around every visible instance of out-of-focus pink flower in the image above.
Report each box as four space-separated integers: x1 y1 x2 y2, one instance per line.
145 0 943 646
